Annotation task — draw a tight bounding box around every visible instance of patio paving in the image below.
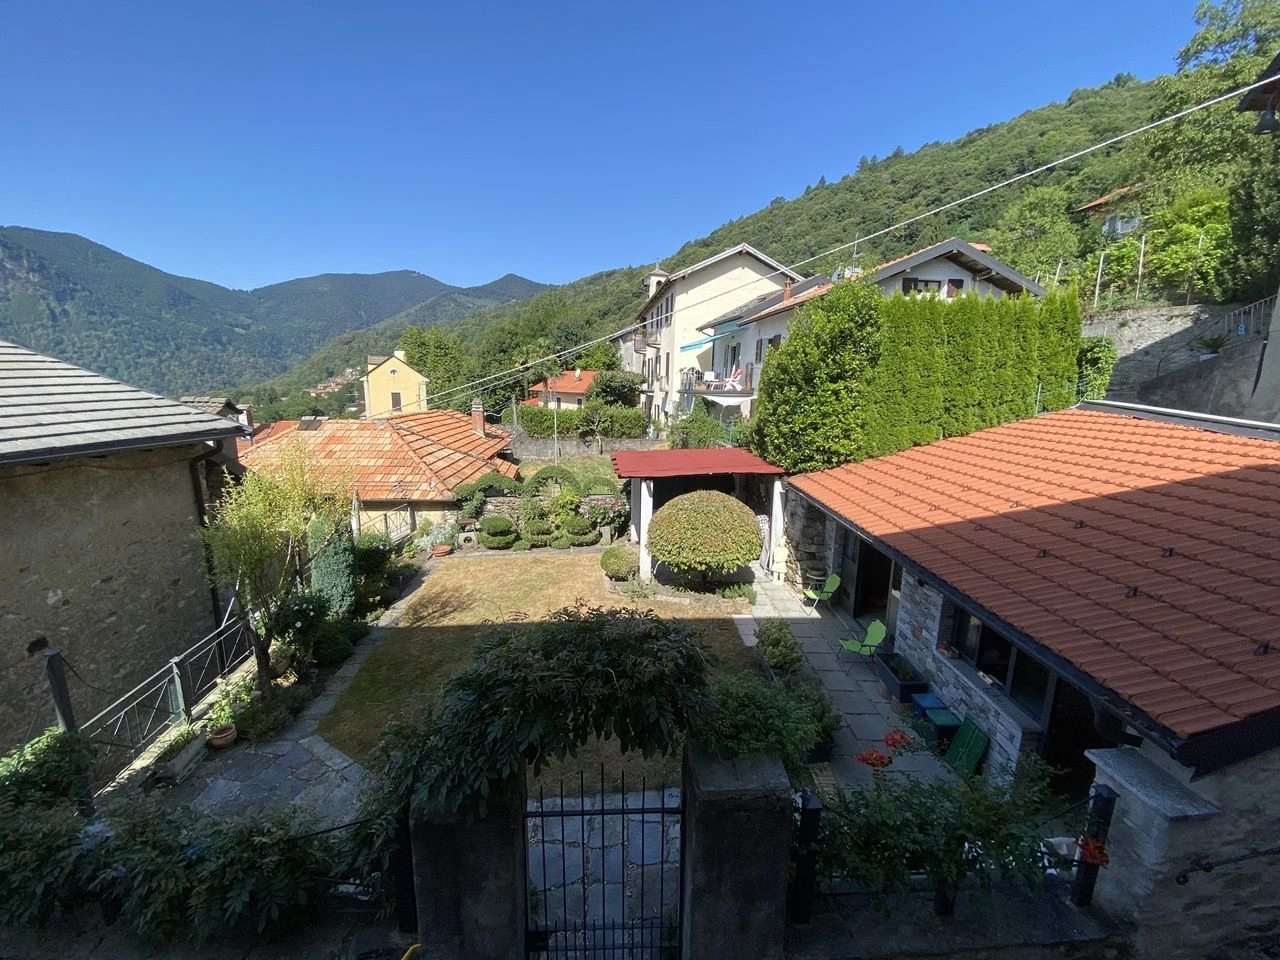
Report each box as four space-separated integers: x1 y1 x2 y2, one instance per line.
746 571 950 790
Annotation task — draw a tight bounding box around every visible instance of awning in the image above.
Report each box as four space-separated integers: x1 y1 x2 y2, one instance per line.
702 394 753 408
679 326 743 353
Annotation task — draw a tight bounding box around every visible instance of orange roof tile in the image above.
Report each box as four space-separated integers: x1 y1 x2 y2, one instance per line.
789 407 1280 749
236 419 299 455
529 370 596 396
240 411 514 502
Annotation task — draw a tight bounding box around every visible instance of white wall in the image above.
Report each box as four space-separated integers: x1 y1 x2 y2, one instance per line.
876 257 1003 299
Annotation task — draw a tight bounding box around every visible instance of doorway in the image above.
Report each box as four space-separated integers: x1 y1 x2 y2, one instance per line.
854 540 893 621
1042 679 1116 799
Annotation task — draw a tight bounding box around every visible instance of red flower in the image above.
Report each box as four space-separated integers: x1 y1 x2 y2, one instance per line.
884 729 911 750
1078 836 1110 868
857 748 891 770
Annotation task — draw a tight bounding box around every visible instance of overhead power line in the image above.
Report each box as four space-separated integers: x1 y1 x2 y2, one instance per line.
367 72 1275 420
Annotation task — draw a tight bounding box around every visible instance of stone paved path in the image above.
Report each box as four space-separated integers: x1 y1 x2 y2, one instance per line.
745 568 949 789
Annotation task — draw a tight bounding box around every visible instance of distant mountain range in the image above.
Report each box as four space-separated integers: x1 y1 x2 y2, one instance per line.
0 225 546 394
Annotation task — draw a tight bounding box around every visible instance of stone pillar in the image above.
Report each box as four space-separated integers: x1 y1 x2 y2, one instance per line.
681 744 791 960
411 774 527 960
638 479 654 579
629 479 641 543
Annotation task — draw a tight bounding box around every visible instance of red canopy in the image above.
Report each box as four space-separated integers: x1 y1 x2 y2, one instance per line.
611 447 784 479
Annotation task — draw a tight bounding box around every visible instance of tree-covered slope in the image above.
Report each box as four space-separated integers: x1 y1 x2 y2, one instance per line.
0 226 546 394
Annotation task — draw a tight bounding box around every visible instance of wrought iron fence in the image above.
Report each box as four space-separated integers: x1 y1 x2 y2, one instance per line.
525 765 682 959
80 611 255 789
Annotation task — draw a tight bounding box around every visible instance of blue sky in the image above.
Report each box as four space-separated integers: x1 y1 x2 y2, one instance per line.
0 1 1201 291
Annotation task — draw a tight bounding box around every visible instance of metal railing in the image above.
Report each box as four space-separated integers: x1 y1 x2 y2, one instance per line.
79 609 256 789
1219 293 1277 339
679 362 756 394
362 503 415 543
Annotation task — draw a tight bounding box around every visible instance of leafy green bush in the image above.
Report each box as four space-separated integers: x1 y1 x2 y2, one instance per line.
568 529 602 547
601 544 640 580
354 532 394 579
522 518 554 537
647 490 763 582
586 370 645 407
341 618 371 644
478 530 519 549
479 515 515 536
547 489 582 526
276 590 330 654
313 622 356 667
1078 336 1118 399
696 673 819 779
521 464 578 494
511 539 532 551
0 729 94 806
207 675 254 730
717 583 757 602
234 697 292 742
550 535 572 549
783 675 842 743
504 405 648 440
0 798 86 926
668 401 728 449
307 518 356 620
454 470 522 501
756 618 804 674
561 515 593 536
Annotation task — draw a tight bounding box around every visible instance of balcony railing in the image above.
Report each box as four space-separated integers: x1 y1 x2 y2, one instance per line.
680 363 756 394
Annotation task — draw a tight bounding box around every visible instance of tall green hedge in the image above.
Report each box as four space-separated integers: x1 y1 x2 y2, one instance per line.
751 283 1083 473
501 404 648 439
308 518 356 620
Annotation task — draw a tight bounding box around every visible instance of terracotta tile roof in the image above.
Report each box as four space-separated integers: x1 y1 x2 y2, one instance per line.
529 370 596 396
612 447 784 478
236 420 299 455
240 411 514 501
789 408 1280 749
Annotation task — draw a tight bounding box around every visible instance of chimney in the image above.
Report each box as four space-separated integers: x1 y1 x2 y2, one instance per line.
393 349 407 362
574 368 581 381
783 280 793 302
471 397 485 436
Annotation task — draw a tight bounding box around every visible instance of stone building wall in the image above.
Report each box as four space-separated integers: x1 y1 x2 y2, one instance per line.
0 445 219 748
782 493 827 588
1089 743 1280 960
889 577 1041 779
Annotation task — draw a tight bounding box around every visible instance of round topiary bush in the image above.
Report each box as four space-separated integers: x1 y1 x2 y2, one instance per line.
647 490 762 581
478 530 518 550
523 519 554 537
511 539 532 551
479 516 515 536
550 535 572 549
601 544 640 581
562 515 593 536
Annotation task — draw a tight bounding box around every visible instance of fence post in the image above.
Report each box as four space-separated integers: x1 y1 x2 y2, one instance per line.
42 649 94 818
392 808 419 933
1072 783 1118 908
169 657 192 723
788 790 823 924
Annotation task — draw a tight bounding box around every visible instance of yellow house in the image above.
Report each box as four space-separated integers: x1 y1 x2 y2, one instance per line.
362 350 428 418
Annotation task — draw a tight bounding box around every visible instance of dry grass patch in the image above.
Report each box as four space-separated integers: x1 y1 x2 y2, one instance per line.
316 552 754 766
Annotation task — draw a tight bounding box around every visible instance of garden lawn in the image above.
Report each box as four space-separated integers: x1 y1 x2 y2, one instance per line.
316 552 754 771
520 454 624 494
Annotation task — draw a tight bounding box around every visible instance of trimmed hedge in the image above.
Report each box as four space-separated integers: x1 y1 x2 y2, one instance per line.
479 515 515 536
453 470 522 501
511 540 532 551
561 515 593 536
502 404 649 439
601 544 640 580
550 535 572 549
647 490 762 579
522 465 577 494
522 518 554 537
756 619 803 674
569 529 602 547
478 530 519 550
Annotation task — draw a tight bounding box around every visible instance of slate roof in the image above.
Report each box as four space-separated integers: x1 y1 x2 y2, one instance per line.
0 339 242 467
702 275 834 331
788 404 1280 769
529 370 596 396
612 447 784 479
869 237 1045 296
239 410 515 501
180 396 246 418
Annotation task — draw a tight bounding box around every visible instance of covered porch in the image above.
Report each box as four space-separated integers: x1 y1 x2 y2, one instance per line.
611 447 786 580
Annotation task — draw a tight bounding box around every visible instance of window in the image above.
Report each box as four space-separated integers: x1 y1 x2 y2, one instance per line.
769 335 782 351
946 278 965 298
576 397 583 407
390 391 402 412
755 338 764 363
953 610 1052 721
1010 651 1051 715
902 277 942 294
389 367 398 376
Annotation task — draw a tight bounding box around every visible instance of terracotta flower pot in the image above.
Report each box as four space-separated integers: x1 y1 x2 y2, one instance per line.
431 544 454 558
207 724 238 750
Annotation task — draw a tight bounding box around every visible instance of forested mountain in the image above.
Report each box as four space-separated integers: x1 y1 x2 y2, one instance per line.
0 226 546 394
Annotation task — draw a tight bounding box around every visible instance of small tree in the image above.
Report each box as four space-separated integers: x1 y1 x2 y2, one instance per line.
202 442 351 694
647 490 762 584
577 398 613 453
308 516 356 620
668 401 727 449
586 370 644 407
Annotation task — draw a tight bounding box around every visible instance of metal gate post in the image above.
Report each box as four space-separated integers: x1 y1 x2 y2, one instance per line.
1072 784 1118 908
788 790 823 924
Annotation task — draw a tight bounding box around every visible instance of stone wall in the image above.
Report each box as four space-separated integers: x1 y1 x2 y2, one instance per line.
510 434 659 462
0 446 219 748
891 577 1040 779
782 493 828 588
1089 744 1280 960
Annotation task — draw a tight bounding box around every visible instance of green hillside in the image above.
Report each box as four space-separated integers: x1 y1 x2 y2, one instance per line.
0 227 546 394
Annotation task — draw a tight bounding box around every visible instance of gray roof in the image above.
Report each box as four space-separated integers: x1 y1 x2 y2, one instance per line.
702 275 832 330
180 395 244 417
0 340 243 467
870 237 1046 296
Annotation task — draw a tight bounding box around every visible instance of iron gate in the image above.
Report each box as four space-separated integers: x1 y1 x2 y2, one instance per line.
525 765 682 959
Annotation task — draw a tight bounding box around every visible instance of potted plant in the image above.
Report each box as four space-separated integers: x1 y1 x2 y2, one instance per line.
206 697 238 749
872 649 929 704
1194 332 1230 359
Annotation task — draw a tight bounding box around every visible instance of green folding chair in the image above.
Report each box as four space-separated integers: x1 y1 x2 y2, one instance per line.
944 717 989 779
841 619 887 658
803 574 841 609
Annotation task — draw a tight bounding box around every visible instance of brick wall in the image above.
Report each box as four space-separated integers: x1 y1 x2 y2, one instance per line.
892 577 1041 779
0 446 219 749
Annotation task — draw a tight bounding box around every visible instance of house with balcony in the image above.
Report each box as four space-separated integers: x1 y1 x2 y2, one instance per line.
677 238 1044 418
616 243 802 424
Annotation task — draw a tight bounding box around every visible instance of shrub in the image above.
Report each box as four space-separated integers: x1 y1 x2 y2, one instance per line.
600 544 640 580
313 622 356 666
587 370 645 407
1078 336 1118 400
234 697 292 742
550 535 572 549
511 539 532 551
479 515 515 536
276 590 330 652
717 583 757 602
522 518 554 537
522 465 578 494
696 673 819 779
0 798 86 926
519 497 547 523
341 618 371 644
478 530 519 549
756 618 804 674
0 729 94 806
561 514 593 536
647 490 763 582
454 470 522 500
668 401 728 449
354 532 394 579
547 489 582 526
569 529 602 547
308 518 356 620
783 675 842 742
601 405 649 438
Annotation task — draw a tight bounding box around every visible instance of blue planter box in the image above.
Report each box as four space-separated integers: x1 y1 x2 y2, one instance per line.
873 651 929 704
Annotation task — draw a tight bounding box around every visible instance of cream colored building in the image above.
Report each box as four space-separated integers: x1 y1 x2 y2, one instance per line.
362 350 428 418
617 244 802 424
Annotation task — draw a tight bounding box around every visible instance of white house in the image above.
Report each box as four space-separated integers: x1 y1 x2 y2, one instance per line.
678 238 1045 418
617 243 802 423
